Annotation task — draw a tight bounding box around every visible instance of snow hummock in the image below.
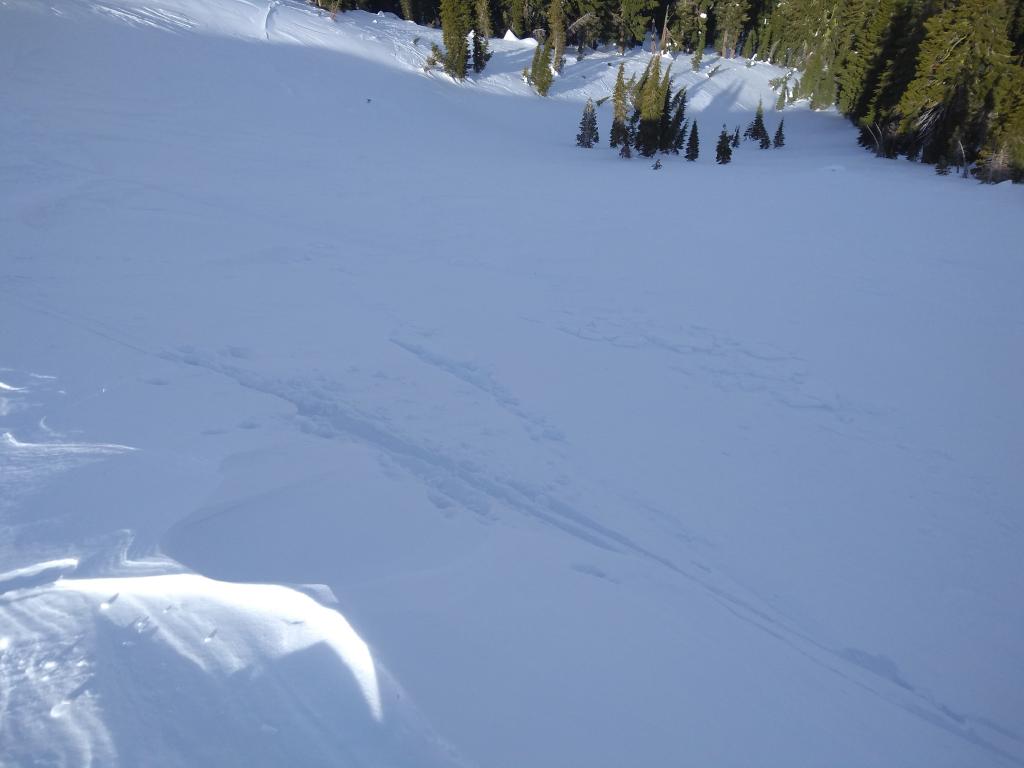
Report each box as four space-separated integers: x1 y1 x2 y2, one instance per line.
1 0 1022 766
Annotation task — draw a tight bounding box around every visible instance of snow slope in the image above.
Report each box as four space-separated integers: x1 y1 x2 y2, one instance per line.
1 0 1022 766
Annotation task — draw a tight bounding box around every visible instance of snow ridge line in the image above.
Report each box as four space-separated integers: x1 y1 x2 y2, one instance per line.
159 348 1023 766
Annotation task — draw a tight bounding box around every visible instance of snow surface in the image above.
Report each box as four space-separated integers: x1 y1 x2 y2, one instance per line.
1 0 1023 766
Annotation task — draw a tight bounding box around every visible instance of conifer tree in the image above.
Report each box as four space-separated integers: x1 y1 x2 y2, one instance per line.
548 0 567 72
635 56 665 156
714 0 750 57
935 154 950 175
744 99 770 145
657 69 677 153
534 38 555 95
673 0 709 62
716 125 733 163
610 63 630 147
692 28 705 70
509 0 527 36
665 87 688 153
618 0 658 52
525 39 543 84
619 136 633 157
472 0 493 72
685 120 700 160
440 0 473 78
773 118 785 147
897 0 1014 165
576 98 600 146
977 66 1024 181
731 125 740 147
834 0 895 117
775 82 787 111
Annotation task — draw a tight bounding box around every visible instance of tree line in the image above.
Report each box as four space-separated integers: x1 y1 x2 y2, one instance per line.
316 0 1024 181
576 63 785 165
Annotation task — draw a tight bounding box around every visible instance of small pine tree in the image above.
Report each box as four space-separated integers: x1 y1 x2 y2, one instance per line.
731 125 740 148
691 26 705 71
652 157 663 169
743 99 769 145
685 120 699 160
610 63 630 148
715 125 732 164
576 99 599 147
619 138 633 158
759 130 771 149
773 119 785 148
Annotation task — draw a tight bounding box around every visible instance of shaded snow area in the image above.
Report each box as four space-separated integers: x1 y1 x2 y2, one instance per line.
1 0 1022 765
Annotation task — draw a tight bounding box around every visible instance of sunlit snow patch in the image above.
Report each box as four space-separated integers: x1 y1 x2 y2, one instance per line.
56 572 383 720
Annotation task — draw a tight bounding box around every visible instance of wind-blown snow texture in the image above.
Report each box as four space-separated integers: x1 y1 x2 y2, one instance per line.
1 0 1022 766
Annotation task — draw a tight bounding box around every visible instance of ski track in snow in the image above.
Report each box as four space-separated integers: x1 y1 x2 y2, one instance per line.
2 284 1019 765
154 346 1021 765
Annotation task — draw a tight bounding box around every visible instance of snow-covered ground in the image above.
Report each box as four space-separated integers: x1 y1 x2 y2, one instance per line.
1 0 1022 765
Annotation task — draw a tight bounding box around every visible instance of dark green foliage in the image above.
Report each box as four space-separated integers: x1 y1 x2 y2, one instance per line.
472 0 492 73
672 0 709 61
731 125 740 147
652 157 663 169
618 0 658 51
773 118 785 147
692 30 705 69
667 88 688 153
935 154 950 174
440 0 472 78
577 98 600 146
744 99 770 146
619 137 633 157
716 124 733 163
508 0 527 36
657 71 678 153
526 37 555 95
685 120 700 159
714 0 749 57
897 0 1014 166
634 56 666 156
610 63 630 147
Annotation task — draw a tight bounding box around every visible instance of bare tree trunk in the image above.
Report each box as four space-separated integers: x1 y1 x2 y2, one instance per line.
659 6 671 54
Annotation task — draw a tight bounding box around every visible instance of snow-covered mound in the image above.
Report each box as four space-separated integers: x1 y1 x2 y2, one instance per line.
0 558 459 767
1 0 1022 766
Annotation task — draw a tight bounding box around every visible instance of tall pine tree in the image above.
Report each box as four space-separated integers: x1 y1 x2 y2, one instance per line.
472 0 493 72
897 0 1015 165
610 62 631 147
441 0 473 78
685 119 700 159
714 0 750 57
548 0 567 72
